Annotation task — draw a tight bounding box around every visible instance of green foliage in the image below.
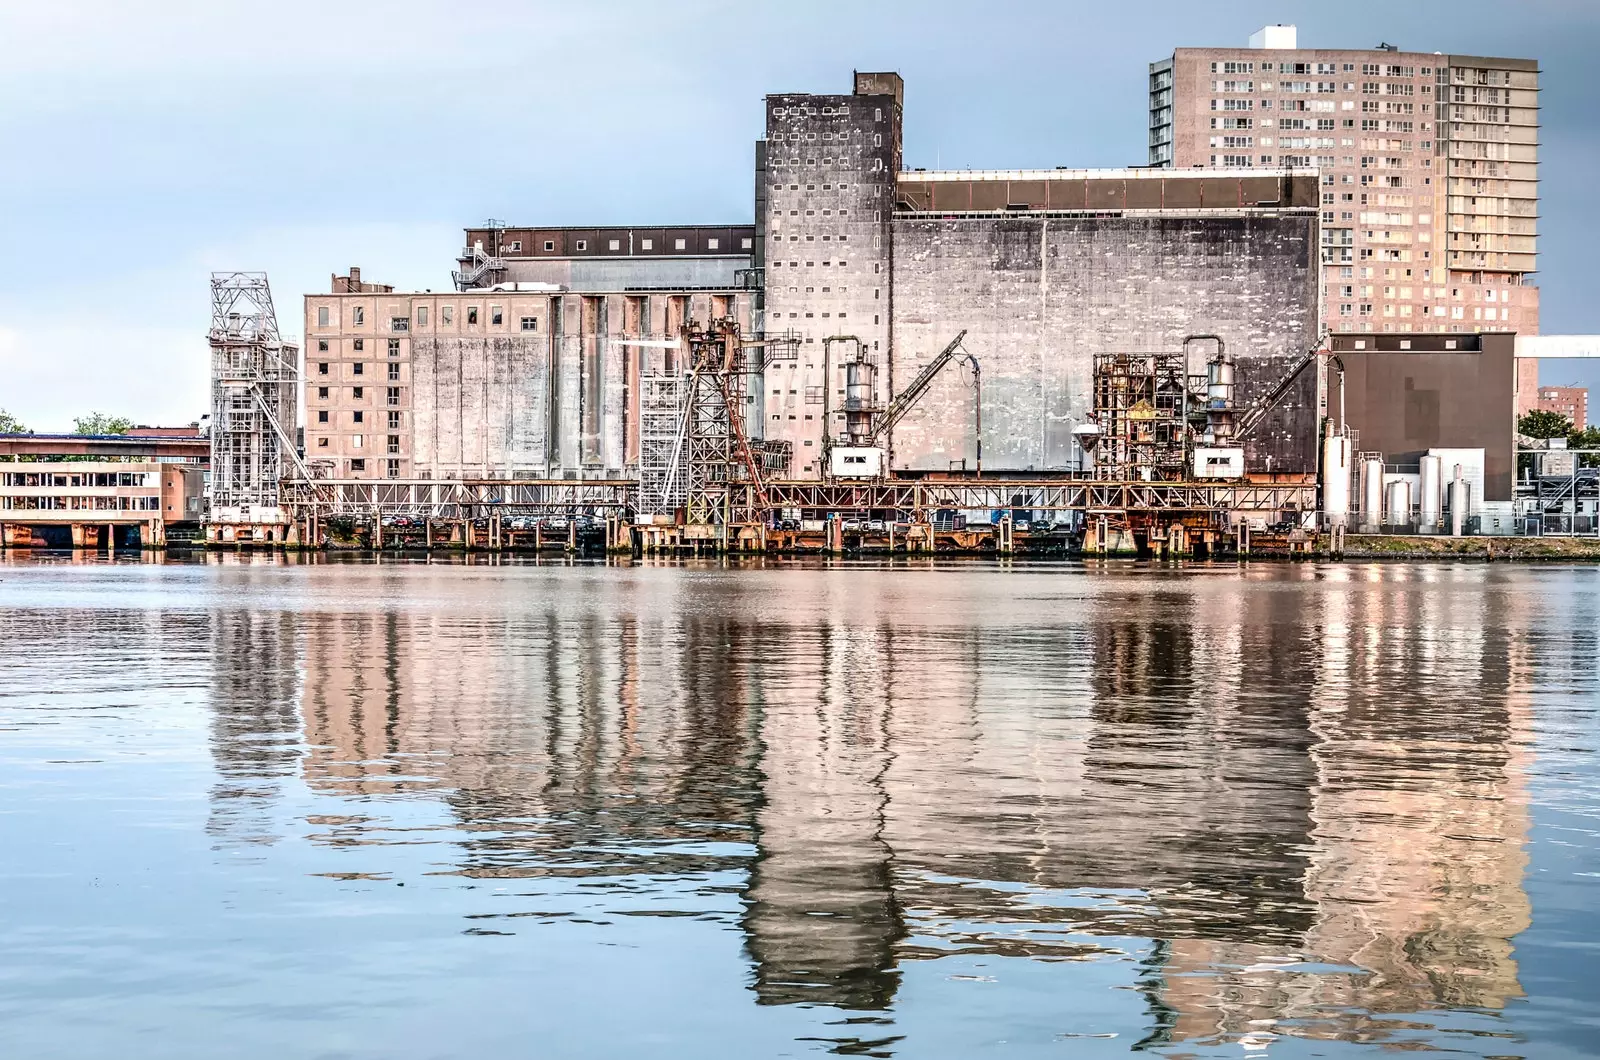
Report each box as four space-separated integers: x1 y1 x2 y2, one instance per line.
72 412 134 436
0 408 29 434
1517 409 1573 439
1569 426 1600 468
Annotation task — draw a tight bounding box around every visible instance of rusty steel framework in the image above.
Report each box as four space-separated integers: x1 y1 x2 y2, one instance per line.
1090 351 1196 482
208 272 303 511
752 478 1315 517
284 478 636 518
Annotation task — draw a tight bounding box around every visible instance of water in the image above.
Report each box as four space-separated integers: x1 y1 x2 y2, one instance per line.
1 555 1596 1058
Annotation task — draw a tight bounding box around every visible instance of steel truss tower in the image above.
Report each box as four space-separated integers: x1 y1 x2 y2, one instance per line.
208 272 302 513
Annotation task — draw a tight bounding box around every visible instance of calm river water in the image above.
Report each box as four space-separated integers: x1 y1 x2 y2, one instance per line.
1 555 1597 1058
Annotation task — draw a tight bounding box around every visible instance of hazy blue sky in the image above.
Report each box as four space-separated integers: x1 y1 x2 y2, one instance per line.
2 0 1597 430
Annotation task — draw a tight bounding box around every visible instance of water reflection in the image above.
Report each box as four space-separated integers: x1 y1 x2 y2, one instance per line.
195 561 1537 1051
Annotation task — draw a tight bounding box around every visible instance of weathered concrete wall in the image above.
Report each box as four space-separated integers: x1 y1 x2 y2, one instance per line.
409 291 750 479
890 214 1321 474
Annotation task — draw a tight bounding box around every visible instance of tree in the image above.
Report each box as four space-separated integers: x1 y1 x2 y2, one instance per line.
72 412 134 436
0 408 29 434
1569 426 1600 468
1517 409 1572 439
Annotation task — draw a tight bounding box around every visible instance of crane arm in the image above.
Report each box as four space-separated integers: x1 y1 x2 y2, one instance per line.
870 330 968 442
1233 338 1327 441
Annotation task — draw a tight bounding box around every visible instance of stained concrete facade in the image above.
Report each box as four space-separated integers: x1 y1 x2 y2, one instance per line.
307 272 751 479
760 73 902 477
891 202 1322 475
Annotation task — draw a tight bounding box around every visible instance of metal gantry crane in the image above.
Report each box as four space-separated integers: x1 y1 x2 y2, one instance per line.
822 329 978 477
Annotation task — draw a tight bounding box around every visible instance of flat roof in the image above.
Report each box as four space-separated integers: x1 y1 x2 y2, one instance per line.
899 167 1303 183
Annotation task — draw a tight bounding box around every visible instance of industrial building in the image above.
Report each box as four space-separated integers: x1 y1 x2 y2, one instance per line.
1149 25 1540 338
176 63 1574 554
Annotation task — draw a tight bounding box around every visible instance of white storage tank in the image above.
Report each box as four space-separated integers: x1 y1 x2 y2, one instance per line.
1323 433 1353 529
1418 455 1443 534
1385 479 1412 528
1361 458 1384 532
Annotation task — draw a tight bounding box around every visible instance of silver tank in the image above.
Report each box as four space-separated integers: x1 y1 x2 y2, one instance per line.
1418 455 1443 534
1362 458 1384 532
1385 479 1412 528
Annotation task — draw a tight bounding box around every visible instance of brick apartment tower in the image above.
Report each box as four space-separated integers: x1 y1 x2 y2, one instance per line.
759 72 903 477
1149 25 1539 337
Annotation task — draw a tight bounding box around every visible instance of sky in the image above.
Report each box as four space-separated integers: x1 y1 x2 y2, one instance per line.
1 0 1598 431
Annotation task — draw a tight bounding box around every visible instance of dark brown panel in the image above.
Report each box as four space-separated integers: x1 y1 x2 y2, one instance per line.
1047 180 1088 210
1124 180 1163 210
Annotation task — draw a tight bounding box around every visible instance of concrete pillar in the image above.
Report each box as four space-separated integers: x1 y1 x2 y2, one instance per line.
566 518 577 553
465 519 475 550
106 524 115 556
998 516 1013 555
534 522 542 551
424 519 433 550
373 516 383 550
147 519 166 549
71 523 86 549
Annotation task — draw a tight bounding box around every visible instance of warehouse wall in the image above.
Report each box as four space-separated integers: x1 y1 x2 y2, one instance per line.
890 213 1322 475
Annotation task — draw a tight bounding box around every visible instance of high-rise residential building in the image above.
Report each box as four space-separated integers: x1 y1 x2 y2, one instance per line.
1537 384 1588 430
1149 26 1539 336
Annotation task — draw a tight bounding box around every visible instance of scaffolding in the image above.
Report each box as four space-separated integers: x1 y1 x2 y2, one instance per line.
1090 352 1192 481
638 374 690 518
207 273 301 514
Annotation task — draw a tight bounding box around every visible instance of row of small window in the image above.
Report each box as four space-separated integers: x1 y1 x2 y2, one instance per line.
770 130 858 143
504 236 750 253
772 105 884 120
775 208 851 217
313 435 402 454
771 261 886 273
1 472 156 487
1336 304 1509 321
775 157 889 172
780 312 860 320
771 182 859 193
316 338 404 355
1212 81 1425 96
1211 62 1425 76
315 306 539 330
309 385 404 405
778 233 850 244
0 496 160 511
314 410 403 428
314 362 402 380
332 459 401 477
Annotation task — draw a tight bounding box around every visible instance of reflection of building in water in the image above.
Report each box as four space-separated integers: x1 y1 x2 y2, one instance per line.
744 614 905 1009
207 603 304 847
1152 567 1533 1048
277 564 1534 1041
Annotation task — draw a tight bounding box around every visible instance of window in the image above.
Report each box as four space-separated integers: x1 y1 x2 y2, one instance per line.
390 316 408 332
317 438 329 448
317 306 329 327
352 386 363 399
707 238 719 250
317 340 328 352
575 240 587 251
353 339 364 351
416 306 428 326
641 238 653 250
520 316 537 332
609 239 621 251
543 241 554 252
353 410 364 424
352 307 364 326
351 436 363 450
388 338 400 357
386 459 400 478
350 458 365 471
318 362 329 375
388 411 401 430
741 237 753 249
353 362 364 376
442 306 453 325
387 435 399 455
386 387 401 406
467 307 478 325
317 386 329 399
491 306 503 325
317 410 329 423
674 238 686 250
387 362 399 381
507 241 521 252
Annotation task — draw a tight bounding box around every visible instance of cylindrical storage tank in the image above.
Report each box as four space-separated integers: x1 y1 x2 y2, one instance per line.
1385 479 1412 528
1362 458 1384 532
1207 355 1236 442
1418 455 1443 534
1323 433 1353 528
1449 473 1470 537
